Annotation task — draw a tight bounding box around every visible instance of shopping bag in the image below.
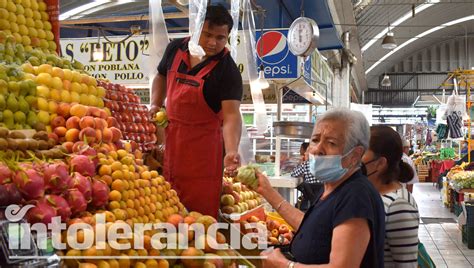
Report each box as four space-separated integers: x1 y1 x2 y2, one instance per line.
436 104 447 124
418 242 436 268
435 124 448 140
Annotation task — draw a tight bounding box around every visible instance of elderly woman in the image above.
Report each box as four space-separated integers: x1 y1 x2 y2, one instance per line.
362 126 419 267
259 108 385 268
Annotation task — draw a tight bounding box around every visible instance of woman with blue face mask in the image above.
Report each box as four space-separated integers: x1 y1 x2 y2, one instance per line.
362 126 419 268
259 108 385 268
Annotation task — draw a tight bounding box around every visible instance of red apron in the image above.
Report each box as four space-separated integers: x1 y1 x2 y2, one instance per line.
163 46 226 218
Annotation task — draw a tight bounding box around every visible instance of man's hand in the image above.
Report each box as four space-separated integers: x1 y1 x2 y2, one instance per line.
224 151 241 177
149 105 161 119
261 248 290 268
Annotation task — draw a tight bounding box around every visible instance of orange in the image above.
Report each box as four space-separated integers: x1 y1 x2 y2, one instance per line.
110 161 122 171
98 165 111 176
108 201 120 210
111 180 125 192
108 190 122 202
111 170 123 181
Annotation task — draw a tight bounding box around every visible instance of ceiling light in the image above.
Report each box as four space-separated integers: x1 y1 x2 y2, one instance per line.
366 15 474 74
361 0 438 52
381 74 391 87
93 44 103 61
382 31 397 49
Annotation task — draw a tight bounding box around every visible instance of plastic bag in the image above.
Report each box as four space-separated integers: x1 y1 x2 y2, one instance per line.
188 0 207 59
436 104 447 124
242 0 268 134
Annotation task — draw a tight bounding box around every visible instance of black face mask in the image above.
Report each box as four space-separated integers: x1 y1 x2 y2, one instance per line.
362 158 379 177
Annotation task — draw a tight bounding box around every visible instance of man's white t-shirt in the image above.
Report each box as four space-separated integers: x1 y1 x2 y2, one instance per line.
402 153 419 184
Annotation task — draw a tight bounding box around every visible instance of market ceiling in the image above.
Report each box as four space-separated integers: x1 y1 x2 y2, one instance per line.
58 0 343 51
354 0 474 87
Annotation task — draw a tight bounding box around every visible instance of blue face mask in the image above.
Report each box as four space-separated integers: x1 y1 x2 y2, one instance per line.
309 150 353 183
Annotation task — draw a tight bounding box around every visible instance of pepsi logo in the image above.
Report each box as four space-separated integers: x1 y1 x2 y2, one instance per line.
256 31 289 65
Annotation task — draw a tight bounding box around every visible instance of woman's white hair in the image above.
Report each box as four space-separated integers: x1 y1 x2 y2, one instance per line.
315 108 370 153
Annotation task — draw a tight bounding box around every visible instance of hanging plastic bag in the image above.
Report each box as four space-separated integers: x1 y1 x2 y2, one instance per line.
229 0 240 61
436 104 447 124
148 0 169 90
242 0 268 134
188 0 207 59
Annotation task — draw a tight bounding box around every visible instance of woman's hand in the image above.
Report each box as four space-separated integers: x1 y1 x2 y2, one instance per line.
261 248 290 268
255 170 272 196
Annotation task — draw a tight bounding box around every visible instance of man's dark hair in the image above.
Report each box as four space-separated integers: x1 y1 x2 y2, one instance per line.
205 5 233 33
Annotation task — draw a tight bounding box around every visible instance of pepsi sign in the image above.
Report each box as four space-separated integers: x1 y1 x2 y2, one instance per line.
256 30 298 79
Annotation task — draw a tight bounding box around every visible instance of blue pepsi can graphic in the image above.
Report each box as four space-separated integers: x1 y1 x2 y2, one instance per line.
256 30 298 79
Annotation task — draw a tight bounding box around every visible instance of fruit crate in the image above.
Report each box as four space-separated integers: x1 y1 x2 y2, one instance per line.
462 225 474 249
465 202 474 227
266 211 294 231
417 164 429 182
219 205 266 223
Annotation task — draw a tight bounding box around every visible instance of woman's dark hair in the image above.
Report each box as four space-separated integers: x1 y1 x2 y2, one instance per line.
205 5 233 33
369 125 414 184
301 142 310 152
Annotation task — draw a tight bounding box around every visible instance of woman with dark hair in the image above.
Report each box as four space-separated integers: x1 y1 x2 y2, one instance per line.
362 125 419 268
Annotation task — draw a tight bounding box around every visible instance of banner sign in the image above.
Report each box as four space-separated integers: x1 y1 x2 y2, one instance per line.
60 35 152 85
60 29 300 85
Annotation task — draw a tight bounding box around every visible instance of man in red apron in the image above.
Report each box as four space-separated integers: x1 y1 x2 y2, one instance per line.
150 6 243 218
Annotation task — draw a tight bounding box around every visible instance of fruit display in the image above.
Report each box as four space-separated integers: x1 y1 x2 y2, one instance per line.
101 80 157 152
220 176 263 215
240 214 294 246
0 0 57 54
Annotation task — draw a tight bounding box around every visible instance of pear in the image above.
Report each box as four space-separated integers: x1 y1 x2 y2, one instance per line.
3 110 14 129
25 95 37 109
26 111 38 128
6 94 19 112
14 111 26 124
19 80 30 96
18 96 29 114
0 111 3 122
0 80 7 95
0 94 5 110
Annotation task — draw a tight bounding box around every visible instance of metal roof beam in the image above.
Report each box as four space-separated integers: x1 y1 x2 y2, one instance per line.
60 12 187 25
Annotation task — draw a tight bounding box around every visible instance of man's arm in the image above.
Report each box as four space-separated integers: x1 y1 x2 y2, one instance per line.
222 100 242 174
149 74 167 116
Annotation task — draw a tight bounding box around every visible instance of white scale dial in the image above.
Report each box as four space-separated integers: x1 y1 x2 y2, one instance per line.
288 17 319 57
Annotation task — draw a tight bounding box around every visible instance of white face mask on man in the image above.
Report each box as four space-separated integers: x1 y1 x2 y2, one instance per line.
308 149 354 183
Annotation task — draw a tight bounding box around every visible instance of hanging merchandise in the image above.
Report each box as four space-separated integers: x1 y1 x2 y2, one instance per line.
229 0 241 61
436 123 448 140
447 111 463 139
242 0 268 134
445 79 468 120
188 0 208 59
426 129 433 145
148 0 170 88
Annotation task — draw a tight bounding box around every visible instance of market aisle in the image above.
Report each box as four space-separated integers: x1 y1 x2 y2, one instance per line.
414 183 474 267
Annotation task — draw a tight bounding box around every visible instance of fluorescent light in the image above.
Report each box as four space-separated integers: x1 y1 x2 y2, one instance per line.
365 15 474 74
361 0 437 53
60 1 111 20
